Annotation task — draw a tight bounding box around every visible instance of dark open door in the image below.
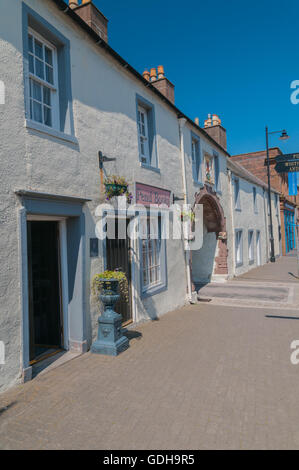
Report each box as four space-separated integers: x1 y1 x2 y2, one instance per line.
106 218 132 324
27 221 62 362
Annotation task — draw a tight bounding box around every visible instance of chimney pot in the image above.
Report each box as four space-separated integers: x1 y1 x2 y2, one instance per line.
195 117 199 126
69 0 79 7
150 68 157 81
142 70 150 82
157 65 165 79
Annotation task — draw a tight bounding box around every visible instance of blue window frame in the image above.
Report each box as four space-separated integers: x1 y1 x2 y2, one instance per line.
253 187 258 213
234 176 241 210
214 152 220 192
136 94 158 170
191 133 201 183
22 4 75 142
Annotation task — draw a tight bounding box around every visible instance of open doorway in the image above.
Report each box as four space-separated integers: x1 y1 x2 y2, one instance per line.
27 220 63 363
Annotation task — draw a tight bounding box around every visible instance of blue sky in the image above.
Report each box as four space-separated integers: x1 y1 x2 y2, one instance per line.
94 0 299 156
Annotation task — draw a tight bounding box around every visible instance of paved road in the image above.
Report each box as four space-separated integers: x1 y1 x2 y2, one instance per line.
1 257 299 449
198 254 299 309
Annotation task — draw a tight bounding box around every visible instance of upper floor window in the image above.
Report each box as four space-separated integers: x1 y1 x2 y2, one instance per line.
22 3 76 143
204 153 214 184
191 135 201 182
234 177 241 210
28 30 59 129
136 95 158 169
253 186 257 213
214 152 220 192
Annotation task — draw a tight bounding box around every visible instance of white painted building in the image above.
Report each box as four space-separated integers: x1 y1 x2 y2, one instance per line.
0 0 280 393
227 158 281 276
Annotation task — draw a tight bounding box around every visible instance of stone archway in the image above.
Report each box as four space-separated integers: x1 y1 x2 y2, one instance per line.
191 185 228 285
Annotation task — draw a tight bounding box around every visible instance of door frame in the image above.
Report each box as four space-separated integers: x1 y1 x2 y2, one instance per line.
26 215 69 352
103 211 136 324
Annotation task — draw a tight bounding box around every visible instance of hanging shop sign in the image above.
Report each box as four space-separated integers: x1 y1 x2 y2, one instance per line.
135 183 171 207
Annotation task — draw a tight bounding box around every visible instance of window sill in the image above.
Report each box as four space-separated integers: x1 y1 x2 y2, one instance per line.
25 120 78 145
141 282 167 299
192 180 204 187
235 261 243 268
249 259 254 265
140 162 160 174
235 207 242 212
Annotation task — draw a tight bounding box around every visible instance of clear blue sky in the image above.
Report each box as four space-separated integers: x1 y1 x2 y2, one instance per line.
94 0 299 156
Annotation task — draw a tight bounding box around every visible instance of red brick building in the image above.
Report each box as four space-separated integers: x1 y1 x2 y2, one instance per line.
231 148 299 255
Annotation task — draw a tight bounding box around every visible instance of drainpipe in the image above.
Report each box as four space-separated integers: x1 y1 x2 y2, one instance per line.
178 117 192 303
263 188 269 262
228 169 236 277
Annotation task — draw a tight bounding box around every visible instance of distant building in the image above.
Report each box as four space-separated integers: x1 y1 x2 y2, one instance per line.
231 148 299 255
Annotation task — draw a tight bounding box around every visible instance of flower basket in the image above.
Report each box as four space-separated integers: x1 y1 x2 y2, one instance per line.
104 175 133 204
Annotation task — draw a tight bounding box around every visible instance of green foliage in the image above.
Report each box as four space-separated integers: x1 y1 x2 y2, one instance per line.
92 270 129 303
104 175 133 204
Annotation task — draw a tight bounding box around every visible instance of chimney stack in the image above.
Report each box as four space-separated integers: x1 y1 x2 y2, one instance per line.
203 114 227 150
69 1 108 43
146 66 175 104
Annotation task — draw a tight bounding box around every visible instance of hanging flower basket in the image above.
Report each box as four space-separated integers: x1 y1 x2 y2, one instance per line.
104 175 133 204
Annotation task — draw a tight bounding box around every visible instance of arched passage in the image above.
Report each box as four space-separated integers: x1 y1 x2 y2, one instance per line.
191 185 228 285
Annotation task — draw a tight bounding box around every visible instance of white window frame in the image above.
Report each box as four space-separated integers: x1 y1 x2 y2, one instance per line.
235 229 243 266
141 216 162 292
27 28 59 130
248 230 254 263
137 105 150 165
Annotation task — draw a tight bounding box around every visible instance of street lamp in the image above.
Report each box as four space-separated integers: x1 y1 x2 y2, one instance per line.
265 127 290 262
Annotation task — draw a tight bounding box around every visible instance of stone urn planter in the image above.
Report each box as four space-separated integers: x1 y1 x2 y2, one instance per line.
91 276 129 356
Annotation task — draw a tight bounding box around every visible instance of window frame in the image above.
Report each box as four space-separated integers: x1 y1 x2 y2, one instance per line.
234 176 241 211
22 3 76 143
137 104 150 165
191 132 201 184
27 28 60 130
248 229 254 264
213 151 221 192
139 212 167 297
136 94 158 171
235 229 243 267
253 186 258 214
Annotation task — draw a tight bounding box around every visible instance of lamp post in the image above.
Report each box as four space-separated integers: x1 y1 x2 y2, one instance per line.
265 127 289 262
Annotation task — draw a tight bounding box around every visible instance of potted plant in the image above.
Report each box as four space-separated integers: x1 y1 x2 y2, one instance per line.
91 270 130 356
92 270 129 304
104 175 133 204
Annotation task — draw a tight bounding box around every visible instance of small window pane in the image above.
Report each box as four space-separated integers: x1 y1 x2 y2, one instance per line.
29 54 34 73
33 101 42 123
28 35 33 53
43 106 52 127
43 86 51 106
35 58 44 79
45 65 54 85
34 39 44 59
45 47 53 66
32 81 42 101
